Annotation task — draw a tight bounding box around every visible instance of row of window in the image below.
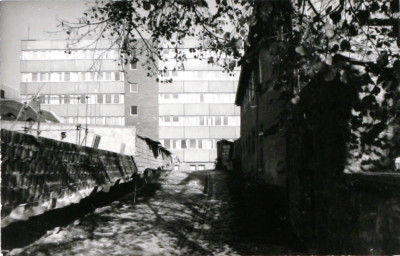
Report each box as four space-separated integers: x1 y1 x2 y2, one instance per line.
21 48 236 63
159 71 240 81
160 139 221 149
159 93 236 104
159 116 240 126
21 71 125 82
22 94 125 105
23 94 125 105
161 48 242 63
21 49 120 60
63 116 125 126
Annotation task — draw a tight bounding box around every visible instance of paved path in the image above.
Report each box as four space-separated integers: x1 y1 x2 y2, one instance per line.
9 170 298 255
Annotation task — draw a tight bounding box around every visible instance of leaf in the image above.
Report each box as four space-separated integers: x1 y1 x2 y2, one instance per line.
377 53 389 66
295 45 308 56
369 2 380 12
340 40 351 51
340 70 349 83
326 29 335 38
330 44 339 53
329 10 341 24
224 32 231 39
371 86 381 95
143 1 151 11
323 68 336 81
313 61 327 72
356 10 370 24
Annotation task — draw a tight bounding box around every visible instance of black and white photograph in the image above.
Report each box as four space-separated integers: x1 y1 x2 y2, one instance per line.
0 0 399 255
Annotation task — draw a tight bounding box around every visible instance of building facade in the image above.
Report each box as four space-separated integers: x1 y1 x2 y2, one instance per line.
158 40 241 170
1 1 159 140
1 1 240 168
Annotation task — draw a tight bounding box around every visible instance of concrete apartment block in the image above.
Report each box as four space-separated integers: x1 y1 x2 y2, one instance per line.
184 127 210 138
159 127 185 138
209 81 235 92
210 126 237 139
183 149 211 162
209 104 236 115
159 104 185 115
184 104 210 115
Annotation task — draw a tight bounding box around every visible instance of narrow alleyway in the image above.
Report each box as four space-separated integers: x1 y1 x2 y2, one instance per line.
8 170 299 256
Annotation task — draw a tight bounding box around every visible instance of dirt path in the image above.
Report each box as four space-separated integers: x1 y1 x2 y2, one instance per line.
7 170 298 256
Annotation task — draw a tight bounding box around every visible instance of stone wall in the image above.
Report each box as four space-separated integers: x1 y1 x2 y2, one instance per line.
1 129 137 223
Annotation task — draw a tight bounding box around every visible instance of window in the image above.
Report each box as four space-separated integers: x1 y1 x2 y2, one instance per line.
115 72 120 81
198 140 203 149
198 165 205 171
80 72 86 81
40 72 48 82
172 116 179 122
223 116 228 126
130 83 138 93
190 139 196 148
199 117 205 126
64 72 70 81
97 72 103 81
172 93 178 99
190 165 196 171
172 71 178 77
181 140 187 149
106 94 112 104
114 94 120 104
97 94 103 104
164 139 171 148
90 72 96 81
130 105 138 115
64 95 70 104
215 116 222 125
32 73 38 82
80 95 86 104
165 116 171 122
105 71 112 80
130 60 137 70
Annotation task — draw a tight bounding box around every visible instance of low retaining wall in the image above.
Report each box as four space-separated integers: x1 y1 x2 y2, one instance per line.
1 129 137 223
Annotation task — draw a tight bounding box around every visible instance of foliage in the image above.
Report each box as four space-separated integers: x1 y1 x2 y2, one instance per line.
61 0 400 172
60 0 253 80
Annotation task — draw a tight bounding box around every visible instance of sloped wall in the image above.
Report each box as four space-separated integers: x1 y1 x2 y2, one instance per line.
1 129 137 219
134 135 173 172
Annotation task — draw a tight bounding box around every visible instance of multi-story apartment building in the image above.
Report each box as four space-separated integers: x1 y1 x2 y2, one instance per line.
1 1 159 139
158 39 241 170
1 1 240 168
19 39 159 139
